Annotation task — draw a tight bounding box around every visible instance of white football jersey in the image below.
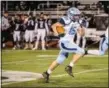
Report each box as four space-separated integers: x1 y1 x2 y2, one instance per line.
59 16 72 35
61 21 80 41
59 16 80 42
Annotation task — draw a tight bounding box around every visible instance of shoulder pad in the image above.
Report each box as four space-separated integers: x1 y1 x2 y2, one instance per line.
61 16 71 25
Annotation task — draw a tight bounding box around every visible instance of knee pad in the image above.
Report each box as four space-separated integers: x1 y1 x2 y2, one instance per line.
56 52 69 64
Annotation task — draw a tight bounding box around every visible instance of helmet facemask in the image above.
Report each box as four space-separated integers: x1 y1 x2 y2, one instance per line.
67 7 81 22
73 14 80 22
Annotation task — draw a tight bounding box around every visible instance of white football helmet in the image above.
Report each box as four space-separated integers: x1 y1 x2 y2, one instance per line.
67 7 81 21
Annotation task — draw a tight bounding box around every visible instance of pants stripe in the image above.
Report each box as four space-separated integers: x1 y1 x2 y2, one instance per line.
61 43 77 51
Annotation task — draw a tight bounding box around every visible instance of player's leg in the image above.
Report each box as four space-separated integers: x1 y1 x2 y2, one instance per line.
60 41 85 76
16 31 21 49
41 30 46 50
1 30 5 48
82 36 86 49
76 33 81 46
48 51 69 72
13 31 17 49
66 46 85 77
3 30 8 48
20 31 25 49
65 53 83 77
99 37 108 55
42 50 68 83
32 30 40 50
24 30 29 49
87 37 108 55
29 31 34 49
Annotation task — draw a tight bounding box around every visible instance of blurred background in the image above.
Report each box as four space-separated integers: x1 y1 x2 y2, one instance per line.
1 0 109 49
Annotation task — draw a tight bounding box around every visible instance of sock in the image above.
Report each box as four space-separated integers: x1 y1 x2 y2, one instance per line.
69 62 74 67
47 69 52 74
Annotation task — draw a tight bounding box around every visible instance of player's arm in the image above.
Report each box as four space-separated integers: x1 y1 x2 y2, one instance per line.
51 18 65 36
45 21 49 35
34 19 38 33
77 26 86 36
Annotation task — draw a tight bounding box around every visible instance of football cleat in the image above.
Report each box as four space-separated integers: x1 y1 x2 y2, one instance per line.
32 47 38 50
82 49 88 57
84 49 88 55
65 65 74 77
42 71 50 83
12 46 16 50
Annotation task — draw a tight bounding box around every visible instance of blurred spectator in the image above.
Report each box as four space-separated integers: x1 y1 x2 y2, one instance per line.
1 11 10 48
24 14 35 49
24 14 29 24
44 14 54 48
29 2 35 11
94 15 109 31
20 14 26 49
74 12 89 49
12 14 22 49
88 15 96 28
19 1 29 11
8 16 16 43
44 14 53 33
96 1 103 14
15 5 20 11
33 12 49 50
80 12 89 28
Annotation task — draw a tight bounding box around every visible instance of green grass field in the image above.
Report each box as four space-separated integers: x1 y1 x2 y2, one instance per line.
1 49 108 88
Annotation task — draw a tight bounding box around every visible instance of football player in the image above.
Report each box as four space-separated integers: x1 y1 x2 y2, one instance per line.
1 11 10 48
13 15 22 49
42 7 87 83
24 14 35 49
33 13 49 50
87 26 108 55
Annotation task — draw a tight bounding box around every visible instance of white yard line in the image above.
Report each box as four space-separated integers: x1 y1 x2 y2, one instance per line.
37 55 108 58
2 60 107 66
84 55 108 57
2 68 108 86
37 55 57 57
2 59 31 64
2 70 43 86
2 54 108 64
2 78 36 86
2 58 53 64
